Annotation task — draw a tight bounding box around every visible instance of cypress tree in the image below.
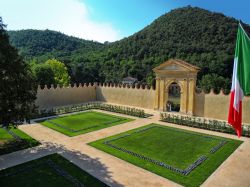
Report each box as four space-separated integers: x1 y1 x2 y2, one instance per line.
0 17 37 127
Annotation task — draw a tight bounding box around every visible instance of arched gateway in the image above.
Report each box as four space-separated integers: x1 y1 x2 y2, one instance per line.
153 59 200 115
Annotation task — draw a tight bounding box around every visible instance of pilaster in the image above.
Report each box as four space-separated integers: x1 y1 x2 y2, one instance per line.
154 78 160 110
159 79 165 111
180 79 188 113
187 78 195 115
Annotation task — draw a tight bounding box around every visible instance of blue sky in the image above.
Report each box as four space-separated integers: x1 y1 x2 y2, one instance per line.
0 0 249 42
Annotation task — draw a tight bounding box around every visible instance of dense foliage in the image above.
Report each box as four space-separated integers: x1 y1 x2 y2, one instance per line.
8 29 103 62
33 63 55 86
7 6 250 91
44 59 70 86
0 17 37 127
31 58 71 86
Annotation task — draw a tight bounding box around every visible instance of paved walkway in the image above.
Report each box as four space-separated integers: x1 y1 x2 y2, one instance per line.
0 109 250 187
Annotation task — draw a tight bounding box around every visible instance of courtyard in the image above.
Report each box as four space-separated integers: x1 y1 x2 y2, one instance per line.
0 108 249 187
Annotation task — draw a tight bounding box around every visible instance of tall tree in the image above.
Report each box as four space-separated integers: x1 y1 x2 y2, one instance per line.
45 59 70 86
33 63 55 86
0 17 37 128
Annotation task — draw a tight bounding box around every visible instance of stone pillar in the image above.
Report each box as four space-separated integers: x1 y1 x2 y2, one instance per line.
154 78 160 110
180 79 188 113
187 78 195 115
163 85 168 111
159 79 165 111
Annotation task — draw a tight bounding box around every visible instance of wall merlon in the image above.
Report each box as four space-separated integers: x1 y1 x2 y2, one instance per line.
35 82 249 124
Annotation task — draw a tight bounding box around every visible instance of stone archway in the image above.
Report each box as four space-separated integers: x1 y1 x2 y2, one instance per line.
166 82 181 112
153 59 200 115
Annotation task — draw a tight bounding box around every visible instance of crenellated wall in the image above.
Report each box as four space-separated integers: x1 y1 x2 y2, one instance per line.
96 83 155 109
36 83 96 109
194 90 250 124
35 83 250 124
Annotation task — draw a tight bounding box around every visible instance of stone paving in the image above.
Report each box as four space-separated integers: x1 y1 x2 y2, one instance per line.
0 109 250 187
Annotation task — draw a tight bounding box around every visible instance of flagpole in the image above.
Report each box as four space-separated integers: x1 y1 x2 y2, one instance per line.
239 21 250 40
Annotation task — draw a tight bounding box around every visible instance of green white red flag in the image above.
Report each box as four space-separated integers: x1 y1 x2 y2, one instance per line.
228 23 250 137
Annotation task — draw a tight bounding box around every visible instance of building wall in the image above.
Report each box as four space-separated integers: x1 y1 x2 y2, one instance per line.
35 83 250 124
96 84 155 109
194 90 250 124
36 84 96 109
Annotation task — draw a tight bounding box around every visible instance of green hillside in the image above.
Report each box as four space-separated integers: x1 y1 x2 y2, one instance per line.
7 6 250 91
8 29 103 62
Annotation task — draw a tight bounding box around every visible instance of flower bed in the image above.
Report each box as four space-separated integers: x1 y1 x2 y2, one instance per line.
33 102 148 119
160 113 250 137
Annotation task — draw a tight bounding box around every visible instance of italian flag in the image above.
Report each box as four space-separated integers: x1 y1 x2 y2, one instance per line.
228 23 250 137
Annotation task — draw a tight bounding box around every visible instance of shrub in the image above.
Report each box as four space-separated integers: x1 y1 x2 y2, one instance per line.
32 102 148 119
160 113 250 137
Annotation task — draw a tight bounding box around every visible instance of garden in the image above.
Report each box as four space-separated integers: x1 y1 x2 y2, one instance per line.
0 154 108 187
89 124 242 187
38 111 133 136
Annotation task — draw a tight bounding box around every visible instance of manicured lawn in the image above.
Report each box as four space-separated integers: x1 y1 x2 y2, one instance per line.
39 111 132 136
0 127 39 155
0 154 108 187
89 124 242 187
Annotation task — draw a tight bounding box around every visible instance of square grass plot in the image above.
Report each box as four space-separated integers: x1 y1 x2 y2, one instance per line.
0 154 108 187
40 111 132 136
89 124 242 187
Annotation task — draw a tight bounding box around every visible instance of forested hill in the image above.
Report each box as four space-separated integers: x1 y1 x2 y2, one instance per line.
100 6 250 85
8 29 104 62
7 6 250 91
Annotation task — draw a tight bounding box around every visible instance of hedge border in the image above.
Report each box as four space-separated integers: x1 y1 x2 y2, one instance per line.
160 113 250 137
32 102 149 119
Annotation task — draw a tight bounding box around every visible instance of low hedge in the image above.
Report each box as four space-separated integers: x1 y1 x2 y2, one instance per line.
32 102 148 119
160 113 250 137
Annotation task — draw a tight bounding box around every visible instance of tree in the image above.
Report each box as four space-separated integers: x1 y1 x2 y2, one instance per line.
45 59 70 86
33 63 55 86
199 74 230 94
0 17 37 128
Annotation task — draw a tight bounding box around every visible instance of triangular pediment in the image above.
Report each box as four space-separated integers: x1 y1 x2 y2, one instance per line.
153 59 200 73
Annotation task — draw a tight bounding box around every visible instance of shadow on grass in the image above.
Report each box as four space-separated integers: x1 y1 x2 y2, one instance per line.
0 141 124 187
0 139 39 156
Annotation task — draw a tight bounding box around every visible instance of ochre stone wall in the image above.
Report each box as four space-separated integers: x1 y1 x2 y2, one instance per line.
35 83 250 124
96 84 155 109
194 90 250 124
36 84 96 109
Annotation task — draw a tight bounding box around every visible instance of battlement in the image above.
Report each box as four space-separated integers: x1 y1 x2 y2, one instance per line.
37 82 155 90
35 83 250 124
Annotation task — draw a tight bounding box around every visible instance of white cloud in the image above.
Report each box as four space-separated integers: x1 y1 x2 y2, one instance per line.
0 0 121 42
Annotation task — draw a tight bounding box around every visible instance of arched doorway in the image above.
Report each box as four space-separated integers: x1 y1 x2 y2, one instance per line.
153 59 200 115
166 82 181 112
